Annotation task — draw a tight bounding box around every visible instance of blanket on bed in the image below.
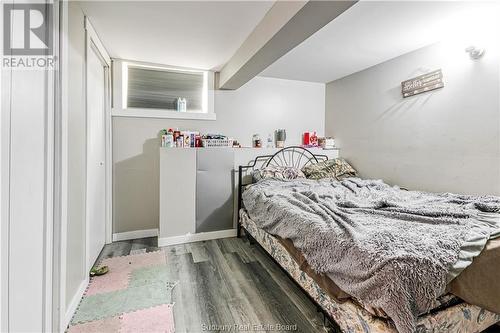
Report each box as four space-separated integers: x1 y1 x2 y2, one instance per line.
242 178 500 333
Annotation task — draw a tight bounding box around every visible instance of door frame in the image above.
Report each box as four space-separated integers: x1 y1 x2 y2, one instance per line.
55 10 113 331
84 17 112 273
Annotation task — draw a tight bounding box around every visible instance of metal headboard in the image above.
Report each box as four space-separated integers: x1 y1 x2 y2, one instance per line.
264 146 324 168
237 146 328 237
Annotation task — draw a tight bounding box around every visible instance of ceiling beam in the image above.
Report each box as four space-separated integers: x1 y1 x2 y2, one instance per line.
217 0 357 90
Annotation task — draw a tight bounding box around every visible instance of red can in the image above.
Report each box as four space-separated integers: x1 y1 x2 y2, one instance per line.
303 132 310 145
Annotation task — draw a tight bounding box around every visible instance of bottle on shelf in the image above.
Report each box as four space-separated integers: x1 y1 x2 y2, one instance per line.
177 98 187 112
267 134 273 148
252 134 262 148
165 128 174 147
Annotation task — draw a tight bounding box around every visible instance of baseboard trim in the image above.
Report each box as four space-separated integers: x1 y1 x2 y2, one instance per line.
112 228 158 242
158 229 237 247
64 278 88 329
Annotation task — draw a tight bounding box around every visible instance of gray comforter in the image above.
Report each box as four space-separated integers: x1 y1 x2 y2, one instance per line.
242 178 500 333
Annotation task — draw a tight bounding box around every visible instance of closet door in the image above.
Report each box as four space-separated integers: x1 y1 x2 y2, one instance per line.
86 41 107 271
196 149 234 233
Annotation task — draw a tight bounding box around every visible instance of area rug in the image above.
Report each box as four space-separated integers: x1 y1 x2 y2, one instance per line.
67 251 177 333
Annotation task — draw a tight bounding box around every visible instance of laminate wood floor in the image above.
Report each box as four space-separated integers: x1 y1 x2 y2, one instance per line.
98 237 338 333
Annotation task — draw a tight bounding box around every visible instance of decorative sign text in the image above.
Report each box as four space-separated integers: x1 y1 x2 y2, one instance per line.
402 69 444 98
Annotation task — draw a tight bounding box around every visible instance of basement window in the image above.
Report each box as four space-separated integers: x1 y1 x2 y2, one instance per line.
116 61 215 120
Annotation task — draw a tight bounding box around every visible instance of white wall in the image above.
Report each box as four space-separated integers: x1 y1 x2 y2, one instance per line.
326 41 500 195
0 3 7 328
64 1 88 327
1 3 55 332
113 76 325 233
5 68 48 333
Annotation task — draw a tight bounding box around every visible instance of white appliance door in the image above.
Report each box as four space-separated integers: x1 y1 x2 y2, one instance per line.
86 43 106 271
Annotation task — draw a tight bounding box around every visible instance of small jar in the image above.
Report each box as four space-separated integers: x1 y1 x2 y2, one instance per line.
252 134 261 148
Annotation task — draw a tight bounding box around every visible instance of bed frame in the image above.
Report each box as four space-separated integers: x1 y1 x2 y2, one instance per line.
237 146 328 237
236 146 500 333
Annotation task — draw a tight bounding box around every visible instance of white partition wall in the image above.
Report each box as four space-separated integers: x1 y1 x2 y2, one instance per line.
0 0 59 331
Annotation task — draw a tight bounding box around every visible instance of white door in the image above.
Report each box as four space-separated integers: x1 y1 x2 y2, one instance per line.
86 42 107 271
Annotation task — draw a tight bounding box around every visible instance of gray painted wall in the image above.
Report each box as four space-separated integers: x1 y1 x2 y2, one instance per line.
66 2 87 309
113 76 325 233
326 42 500 195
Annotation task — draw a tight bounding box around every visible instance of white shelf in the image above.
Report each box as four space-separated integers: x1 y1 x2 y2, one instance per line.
112 108 216 120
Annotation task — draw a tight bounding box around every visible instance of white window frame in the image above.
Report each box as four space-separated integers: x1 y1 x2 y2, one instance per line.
112 59 216 120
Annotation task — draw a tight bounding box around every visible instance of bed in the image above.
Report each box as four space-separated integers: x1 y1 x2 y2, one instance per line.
237 146 500 333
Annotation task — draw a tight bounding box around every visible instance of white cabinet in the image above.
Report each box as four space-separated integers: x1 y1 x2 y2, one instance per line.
159 148 196 239
159 147 339 246
159 148 235 246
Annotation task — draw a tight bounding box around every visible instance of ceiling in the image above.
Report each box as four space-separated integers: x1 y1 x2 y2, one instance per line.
261 1 499 83
78 1 274 71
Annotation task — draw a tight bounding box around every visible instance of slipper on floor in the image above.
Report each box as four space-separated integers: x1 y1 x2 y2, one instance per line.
90 266 109 277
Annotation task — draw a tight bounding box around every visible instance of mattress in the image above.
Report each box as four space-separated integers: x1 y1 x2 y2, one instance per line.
277 234 500 319
265 196 500 316
241 177 500 331
276 236 469 318
448 236 500 314
240 211 500 333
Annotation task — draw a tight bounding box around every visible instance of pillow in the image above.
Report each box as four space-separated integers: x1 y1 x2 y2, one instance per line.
252 165 306 182
302 158 357 180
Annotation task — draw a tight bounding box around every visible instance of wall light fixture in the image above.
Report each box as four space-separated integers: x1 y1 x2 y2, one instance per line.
465 46 485 59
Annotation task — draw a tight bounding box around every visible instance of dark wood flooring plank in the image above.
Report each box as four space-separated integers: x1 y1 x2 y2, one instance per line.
172 243 189 256
216 238 238 254
96 240 132 263
203 240 261 327
164 247 203 333
186 241 210 263
202 242 262 326
160 247 186 332
223 252 278 326
194 260 235 329
248 242 327 330
177 253 206 332
131 237 159 252
247 260 318 332
219 237 253 263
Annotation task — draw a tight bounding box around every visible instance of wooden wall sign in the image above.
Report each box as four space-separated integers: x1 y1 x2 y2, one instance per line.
401 69 444 98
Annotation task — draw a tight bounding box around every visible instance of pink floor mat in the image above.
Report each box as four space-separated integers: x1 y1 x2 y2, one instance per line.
68 304 174 333
86 251 166 296
121 304 175 333
68 251 176 333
